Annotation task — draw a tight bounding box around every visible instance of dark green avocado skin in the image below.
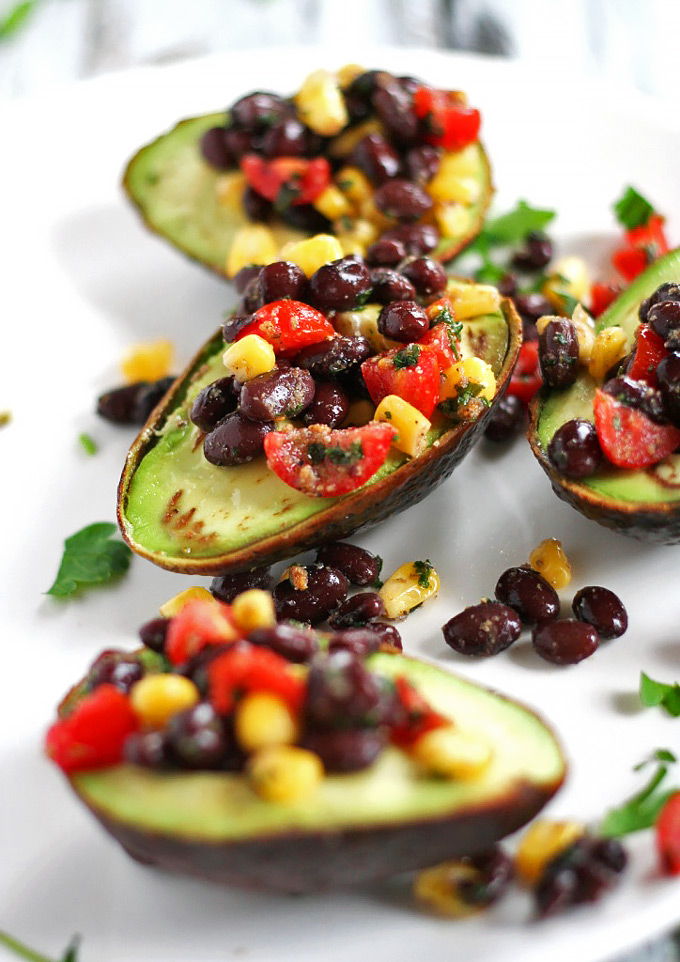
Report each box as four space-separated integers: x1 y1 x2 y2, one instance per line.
90 781 552 893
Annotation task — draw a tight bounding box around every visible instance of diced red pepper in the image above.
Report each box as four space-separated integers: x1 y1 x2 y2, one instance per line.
507 340 542 405
361 343 440 417
612 214 669 282
236 300 336 355
264 422 396 497
165 599 240 667
612 247 650 282
240 154 331 207
208 643 306 715
590 282 622 318
627 325 668 387
656 792 680 876
419 321 460 371
413 87 481 152
390 676 448 748
593 388 680 469
45 684 139 773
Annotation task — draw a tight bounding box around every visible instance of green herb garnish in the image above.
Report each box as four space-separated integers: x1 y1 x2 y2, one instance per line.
0 931 80 962
600 749 679 837
0 0 39 41
640 672 680 717
78 433 98 456
308 441 363 466
47 522 132 598
474 261 508 285
613 186 654 231
478 199 556 246
413 559 434 590
393 345 421 369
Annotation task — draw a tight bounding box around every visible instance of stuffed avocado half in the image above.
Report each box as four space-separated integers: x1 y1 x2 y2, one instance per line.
529 249 680 543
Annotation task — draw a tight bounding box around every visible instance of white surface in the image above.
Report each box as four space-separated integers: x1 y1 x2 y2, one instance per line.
1 46 680 962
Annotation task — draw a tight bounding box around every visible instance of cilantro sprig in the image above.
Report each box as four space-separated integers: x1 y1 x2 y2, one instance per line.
613 186 655 231
0 931 80 962
600 749 679 837
47 522 132 598
640 672 680 717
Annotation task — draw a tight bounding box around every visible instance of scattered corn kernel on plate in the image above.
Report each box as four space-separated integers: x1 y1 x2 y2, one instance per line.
3 45 680 962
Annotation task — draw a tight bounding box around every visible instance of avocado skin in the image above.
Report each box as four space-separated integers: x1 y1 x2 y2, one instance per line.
117 301 522 575
80 779 556 892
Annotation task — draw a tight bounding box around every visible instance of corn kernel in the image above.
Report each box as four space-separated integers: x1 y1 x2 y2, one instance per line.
248 745 323 802
314 184 352 221
571 303 597 364
358 195 391 230
515 819 585 886
343 399 375 427
226 224 278 278
334 165 373 206
215 171 247 209
428 153 482 204
411 726 492 779
328 120 384 160
440 357 496 406
588 325 628 380
543 255 590 310
281 233 344 277
235 691 300 752
232 588 276 633
336 63 364 88
222 334 276 382
434 202 470 239
334 304 399 353
121 339 174 384
529 538 572 590
446 280 501 319
379 560 440 619
535 314 561 337
374 394 430 458
295 69 348 136
159 586 216 618
130 674 200 729
335 217 379 257
414 861 486 918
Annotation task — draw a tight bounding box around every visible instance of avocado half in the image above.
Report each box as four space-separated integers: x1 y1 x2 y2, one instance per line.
67 654 565 892
116 300 521 574
122 112 492 278
528 249 680 543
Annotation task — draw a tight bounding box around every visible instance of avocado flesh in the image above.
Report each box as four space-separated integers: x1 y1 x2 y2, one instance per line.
531 249 680 541
118 305 518 573
70 654 565 891
123 113 492 277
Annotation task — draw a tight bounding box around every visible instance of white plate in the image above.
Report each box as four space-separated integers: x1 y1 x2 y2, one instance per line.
2 45 680 962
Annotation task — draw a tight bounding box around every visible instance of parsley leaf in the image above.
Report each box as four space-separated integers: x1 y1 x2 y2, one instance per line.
480 200 556 246
413 559 434 589
600 749 679 837
0 931 80 962
393 345 421 369
47 522 132 598
640 672 680 717
613 186 654 231
474 261 508 285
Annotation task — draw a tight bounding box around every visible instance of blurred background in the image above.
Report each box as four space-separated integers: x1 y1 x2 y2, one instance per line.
1 0 679 100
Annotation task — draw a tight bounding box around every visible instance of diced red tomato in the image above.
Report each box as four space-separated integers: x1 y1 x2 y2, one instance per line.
240 154 331 207
208 643 306 715
361 344 440 417
419 321 460 371
593 388 680 469
45 684 139 773
165 599 240 667
236 300 336 355
590 282 622 318
627 325 668 387
656 792 680 876
612 247 649 282
507 339 541 405
264 422 396 497
612 214 669 281
390 676 448 748
413 87 481 151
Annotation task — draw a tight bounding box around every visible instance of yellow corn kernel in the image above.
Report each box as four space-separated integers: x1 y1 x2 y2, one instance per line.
226 224 278 278
374 394 430 458
130 674 200 729
314 184 352 221
215 171 247 209
428 153 482 204
570 303 597 364
295 69 348 136
235 691 300 752
535 314 561 337
515 819 585 886
411 726 492 779
334 303 399 353
335 218 379 258
358 195 391 230
442 144 480 177
328 120 384 160
543 255 590 310
529 538 572 590
159 586 216 618
247 745 323 802
343 399 376 427
379 560 440 619
222 334 276 382
121 339 173 384
414 861 488 918
434 202 470 239
335 165 372 206
446 280 501 319
336 63 364 88
440 356 496 403
588 325 628 381
232 588 277 633
281 233 344 277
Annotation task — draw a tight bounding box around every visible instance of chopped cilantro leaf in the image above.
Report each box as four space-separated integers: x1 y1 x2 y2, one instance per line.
393 345 421 369
274 181 301 214
0 931 80 962
47 522 132 598
413 559 434 589
481 200 556 246
78 433 98 456
600 749 679 837
613 186 655 231
475 261 507 285
640 672 680 717
307 441 363 466
0 0 39 41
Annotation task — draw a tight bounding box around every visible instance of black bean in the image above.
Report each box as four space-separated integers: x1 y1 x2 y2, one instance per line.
381 223 439 255
97 379 172 426
572 586 627 639
374 179 433 222
497 273 518 298
273 564 348 624
457 848 514 908
305 650 387 727
359 621 402 650
190 376 239 432
535 864 580 918
370 268 416 304
442 602 522 657
222 313 255 343
210 565 272 603
648 300 680 347
166 702 228 769
182 643 234 696
495 565 559 624
514 292 554 341
233 265 263 295
538 318 579 388
532 619 599 665
315 541 381 585
366 238 407 267
400 256 447 297
203 412 272 466
279 203 330 233
329 592 385 628
327 628 382 657
511 231 553 272
378 300 429 342
299 379 349 427
639 283 680 323
294 335 373 377
257 260 307 303
483 394 525 442
223 125 257 160
307 257 373 312
405 144 441 184
124 730 169 769
658 353 680 425
199 126 234 170
548 418 603 478
238 367 315 421
602 375 667 423
352 133 401 184
372 73 418 143
86 650 143 694
248 621 318 663
261 118 321 158
344 70 380 114
242 187 272 223
230 91 290 131
302 727 386 772
138 616 169 654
